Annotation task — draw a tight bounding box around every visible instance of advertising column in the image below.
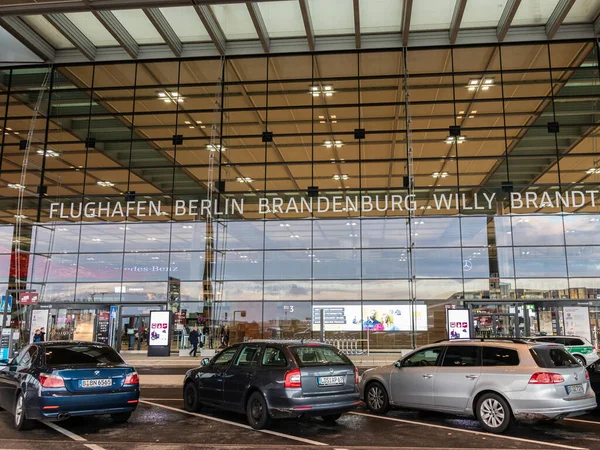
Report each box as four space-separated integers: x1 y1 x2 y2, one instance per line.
148 310 172 357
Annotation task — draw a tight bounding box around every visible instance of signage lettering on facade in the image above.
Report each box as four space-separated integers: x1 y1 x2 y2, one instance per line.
49 190 600 220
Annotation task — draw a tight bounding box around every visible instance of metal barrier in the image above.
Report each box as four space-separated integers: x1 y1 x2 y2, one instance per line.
324 338 369 355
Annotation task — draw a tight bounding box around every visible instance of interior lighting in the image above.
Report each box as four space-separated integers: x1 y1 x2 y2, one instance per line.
14 214 27 220
466 78 494 91
445 136 466 144
157 90 184 104
432 172 449 178
37 149 59 158
323 140 343 148
8 183 25 189
236 177 253 183
207 144 226 152
333 174 349 181
97 181 115 187
308 85 335 97
586 168 600 174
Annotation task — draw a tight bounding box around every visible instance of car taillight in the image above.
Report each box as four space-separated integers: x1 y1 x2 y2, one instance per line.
585 371 590 381
124 372 139 385
284 368 301 389
354 366 359 384
39 373 65 388
529 372 565 384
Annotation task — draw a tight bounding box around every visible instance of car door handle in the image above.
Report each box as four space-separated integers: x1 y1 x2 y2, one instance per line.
422 374 433 379
465 375 479 380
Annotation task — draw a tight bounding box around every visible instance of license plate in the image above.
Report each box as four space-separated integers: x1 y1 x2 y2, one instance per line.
566 384 584 395
79 379 112 388
317 376 345 386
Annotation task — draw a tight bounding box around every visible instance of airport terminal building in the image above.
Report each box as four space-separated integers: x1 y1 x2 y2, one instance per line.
1 0 600 352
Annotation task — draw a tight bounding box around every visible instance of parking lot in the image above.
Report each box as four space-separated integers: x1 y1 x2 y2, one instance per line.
1 382 599 450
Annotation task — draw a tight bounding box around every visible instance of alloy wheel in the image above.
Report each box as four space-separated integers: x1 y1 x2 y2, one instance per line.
368 385 384 410
480 398 505 429
14 395 23 426
251 399 263 421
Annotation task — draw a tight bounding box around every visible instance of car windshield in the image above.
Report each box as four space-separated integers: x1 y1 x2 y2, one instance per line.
530 346 580 368
45 344 124 366
292 345 352 367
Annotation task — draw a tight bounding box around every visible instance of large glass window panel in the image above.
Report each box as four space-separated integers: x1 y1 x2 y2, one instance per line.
264 250 311 280
170 222 207 251
262 302 312 339
225 221 264 250
568 279 600 297
168 252 208 281
566 247 600 277
34 253 78 283
33 224 80 253
124 223 172 252
0 226 14 253
461 216 489 247
38 283 76 303
77 253 123 282
263 281 311 301
564 215 600 245
462 247 491 279
514 247 567 278
264 220 311 249
414 248 462 278
516 278 569 299
78 223 125 252
362 249 409 279
120 282 167 302
221 281 263 301
222 251 264 280
493 216 514 247
361 218 407 248
213 301 263 343
312 250 360 279
75 282 122 303
416 279 463 300
511 216 565 246
313 220 361 249
362 280 410 300
122 252 170 282
313 280 361 301
413 217 461 247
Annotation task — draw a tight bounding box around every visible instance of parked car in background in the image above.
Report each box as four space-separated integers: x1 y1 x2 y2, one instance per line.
0 341 139 430
183 340 360 429
526 336 599 370
360 339 597 433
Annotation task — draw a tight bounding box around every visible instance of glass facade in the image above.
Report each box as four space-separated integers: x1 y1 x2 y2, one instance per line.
2 40 600 350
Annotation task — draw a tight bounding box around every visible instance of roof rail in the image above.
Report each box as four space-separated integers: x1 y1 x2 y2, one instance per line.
434 338 531 345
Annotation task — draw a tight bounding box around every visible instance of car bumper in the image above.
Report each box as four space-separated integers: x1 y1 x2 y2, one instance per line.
508 390 597 421
266 391 360 419
27 390 139 420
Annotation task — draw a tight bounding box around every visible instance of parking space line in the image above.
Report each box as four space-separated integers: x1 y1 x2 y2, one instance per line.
44 421 107 450
348 412 587 450
564 418 600 425
140 400 328 447
141 398 182 401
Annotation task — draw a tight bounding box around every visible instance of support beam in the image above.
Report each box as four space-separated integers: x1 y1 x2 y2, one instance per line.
0 16 55 61
194 3 226 55
401 0 413 47
246 2 270 53
144 8 182 57
497 0 521 41
298 0 315 51
595 12 600 35
449 0 467 45
353 0 360 49
92 10 139 59
546 0 576 39
45 13 96 60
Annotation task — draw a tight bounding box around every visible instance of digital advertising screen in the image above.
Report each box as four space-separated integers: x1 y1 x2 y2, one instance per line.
312 304 428 332
447 308 471 340
149 311 170 346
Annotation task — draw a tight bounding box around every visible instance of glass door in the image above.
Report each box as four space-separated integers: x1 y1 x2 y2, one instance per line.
120 305 163 351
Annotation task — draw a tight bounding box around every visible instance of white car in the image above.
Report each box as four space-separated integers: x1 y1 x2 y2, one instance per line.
526 336 599 369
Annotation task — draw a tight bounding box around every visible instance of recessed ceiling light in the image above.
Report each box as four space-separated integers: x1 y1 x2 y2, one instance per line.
432 172 449 178
37 149 59 158
333 174 349 180
97 181 115 187
14 214 27 220
206 144 226 152
184 121 191 124
236 177 253 183
8 183 25 189
196 120 202 124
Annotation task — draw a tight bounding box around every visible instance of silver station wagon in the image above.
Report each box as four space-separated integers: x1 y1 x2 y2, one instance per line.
360 339 597 433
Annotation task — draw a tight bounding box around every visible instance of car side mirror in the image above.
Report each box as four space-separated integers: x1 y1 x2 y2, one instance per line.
200 358 210 367
394 360 403 368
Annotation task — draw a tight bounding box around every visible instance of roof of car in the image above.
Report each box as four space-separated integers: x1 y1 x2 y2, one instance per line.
246 339 332 346
432 338 544 347
34 340 109 347
525 335 586 339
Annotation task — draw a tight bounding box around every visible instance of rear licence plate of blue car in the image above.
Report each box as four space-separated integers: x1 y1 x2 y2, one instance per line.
566 384 584 395
80 379 112 388
317 376 345 386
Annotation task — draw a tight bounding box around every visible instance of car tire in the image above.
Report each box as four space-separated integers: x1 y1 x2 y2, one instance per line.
111 412 132 423
476 393 512 434
321 413 342 423
246 391 271 430
365 381 390 414
183 382 202 412
574 355 586 367
14 392 34 431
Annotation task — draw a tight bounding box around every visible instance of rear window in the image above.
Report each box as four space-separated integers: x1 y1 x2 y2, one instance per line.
482 347 520 366
45 345 123 366
563 338 585 346
292 345 352 367
530 347 580 368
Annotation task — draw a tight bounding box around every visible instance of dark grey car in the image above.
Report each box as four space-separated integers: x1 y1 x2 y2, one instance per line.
182 340 360 429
